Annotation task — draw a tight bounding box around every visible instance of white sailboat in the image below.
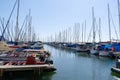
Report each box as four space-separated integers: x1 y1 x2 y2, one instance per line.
98 4 111 57
90 7 98 55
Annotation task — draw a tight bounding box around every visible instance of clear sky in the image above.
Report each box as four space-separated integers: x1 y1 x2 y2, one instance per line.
0 0 119 42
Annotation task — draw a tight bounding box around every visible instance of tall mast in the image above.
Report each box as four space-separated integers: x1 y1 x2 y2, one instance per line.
118 0 120 39
59 31 61 42
77 23 80 43
74 23 76 43
28 9 32 42
82 22 84 43
108 4 111 43
69 27 71 43
92 7 95 44
15 0 20 42
84 20 86 43
99 18 101 43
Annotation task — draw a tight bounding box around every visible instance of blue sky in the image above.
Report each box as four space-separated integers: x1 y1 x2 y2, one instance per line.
0 0 119 42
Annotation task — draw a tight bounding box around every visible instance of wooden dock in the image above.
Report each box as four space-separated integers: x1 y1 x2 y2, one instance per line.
0 64 56 77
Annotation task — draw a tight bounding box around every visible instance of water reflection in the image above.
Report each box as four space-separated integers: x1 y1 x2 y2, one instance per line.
47 45 76 58
75 52 90 58
2 72 56 80
111 71 120 79
1 45 117 80
44 45 116 80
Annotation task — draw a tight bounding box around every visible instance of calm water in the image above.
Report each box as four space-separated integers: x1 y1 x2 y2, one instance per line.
3 45 118 80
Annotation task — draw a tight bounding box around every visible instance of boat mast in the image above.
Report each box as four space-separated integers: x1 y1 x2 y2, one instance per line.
118 0 120 39
28 9 32 42
92 7 95 44
82 22 84 43
99 18 101 43
74 23 77 43
15 0 20 42
75 23 80 43
108 4 111 43
84 20 86 43
0 18 4 39
68 27 71 43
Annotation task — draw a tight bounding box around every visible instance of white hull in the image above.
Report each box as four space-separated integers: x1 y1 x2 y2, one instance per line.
90 49 98 55
99 51 109 57
74 47 89 52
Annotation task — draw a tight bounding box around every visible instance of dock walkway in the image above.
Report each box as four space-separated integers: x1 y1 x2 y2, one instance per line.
0 64 55 77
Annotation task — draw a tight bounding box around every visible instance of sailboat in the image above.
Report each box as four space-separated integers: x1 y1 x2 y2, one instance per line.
109 0 120 58
89 7 99 55
99 4 111 57
75 22 90 53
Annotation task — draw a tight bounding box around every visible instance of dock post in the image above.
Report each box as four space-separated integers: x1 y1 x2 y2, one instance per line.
33 68 37 75
33 68 41 75
0 69 3 77
38 68 43 75
38 68 40 75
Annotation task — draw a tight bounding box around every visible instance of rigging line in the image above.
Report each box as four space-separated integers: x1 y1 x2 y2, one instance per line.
5 22 9 40
0 18 3 34
0 0 18 41
15 0 20 41
87 25 92 42
94 18 99 39
7 23 12 41
17 16 27 40
108 4 119 40
0 18 5 34
110 13 119 40
95 19 98 33
11 20 14 41
1 18 8 40
19 16 28 41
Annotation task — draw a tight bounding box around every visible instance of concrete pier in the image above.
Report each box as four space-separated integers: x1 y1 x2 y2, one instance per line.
0 64 55 77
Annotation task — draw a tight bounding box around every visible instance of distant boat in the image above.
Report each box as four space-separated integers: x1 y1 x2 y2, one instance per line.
90 47 99 55
98 44 110 57
75 44 90 53
99 51 109 57
108 43 120 58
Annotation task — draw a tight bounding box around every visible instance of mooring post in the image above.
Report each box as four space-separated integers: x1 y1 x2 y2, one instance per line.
39 68 43 75
0 69 3 77
38 68 40 75
33 68 37 74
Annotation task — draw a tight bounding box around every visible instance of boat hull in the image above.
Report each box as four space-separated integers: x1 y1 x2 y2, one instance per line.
90 49 98 55
99 51 109 57
111 67 120 74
